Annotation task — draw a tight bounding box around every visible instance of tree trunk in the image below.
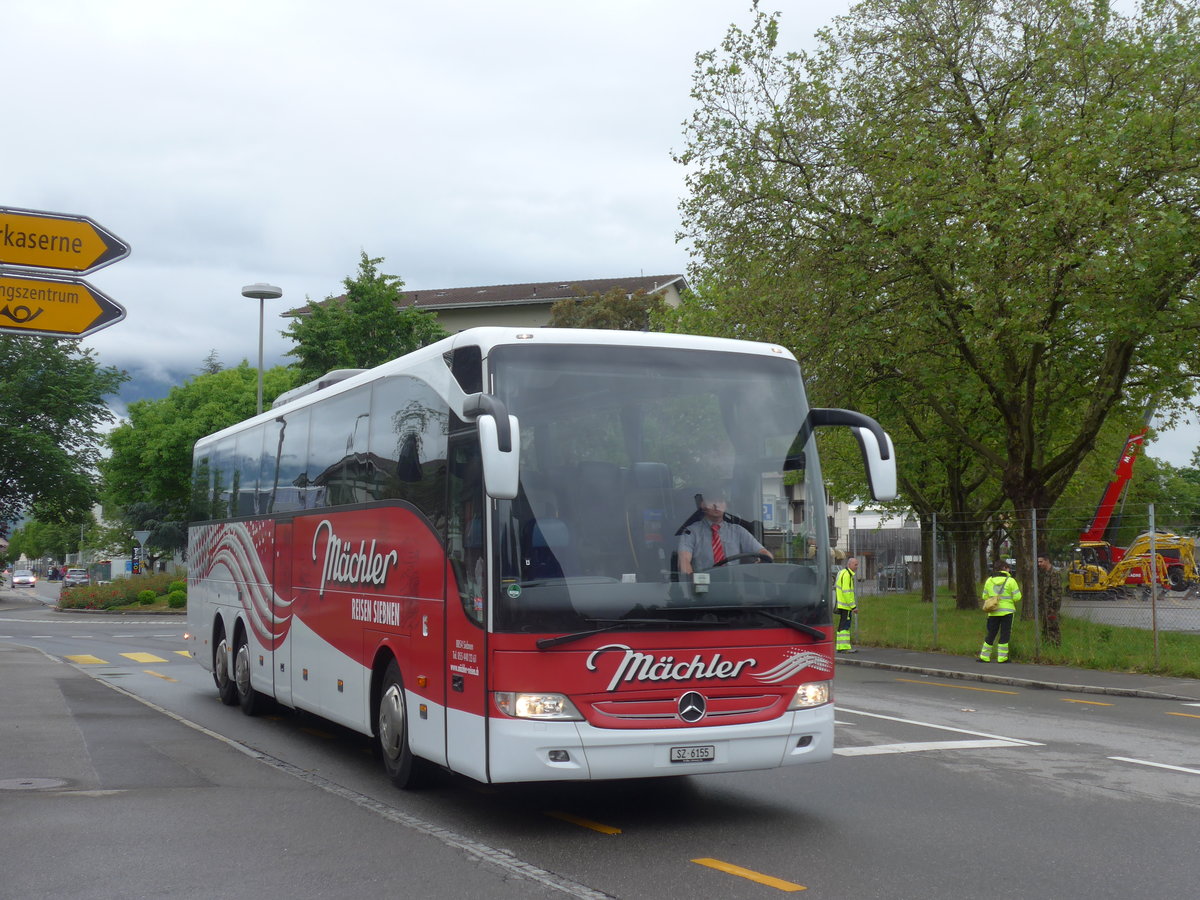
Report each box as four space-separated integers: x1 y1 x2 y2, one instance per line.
943 513 981 610
919 515 934 603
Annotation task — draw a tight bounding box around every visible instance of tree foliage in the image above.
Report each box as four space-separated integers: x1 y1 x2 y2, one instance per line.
100 362 297 548
5 516 86 563
548 287 667 330
283 251 448 383
678 0 1200 600
0 336 128 525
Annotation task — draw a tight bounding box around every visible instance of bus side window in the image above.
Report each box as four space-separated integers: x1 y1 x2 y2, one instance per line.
272 408 312 513
447 438 485 626
370 377 449 528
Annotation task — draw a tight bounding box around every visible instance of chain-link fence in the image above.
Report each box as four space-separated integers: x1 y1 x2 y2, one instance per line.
834 502 1200 669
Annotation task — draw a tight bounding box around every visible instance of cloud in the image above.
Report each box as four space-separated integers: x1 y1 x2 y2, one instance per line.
6 0 1191 462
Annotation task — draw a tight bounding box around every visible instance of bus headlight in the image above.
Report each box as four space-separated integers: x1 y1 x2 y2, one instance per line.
787 681 831 709
494 692 584 721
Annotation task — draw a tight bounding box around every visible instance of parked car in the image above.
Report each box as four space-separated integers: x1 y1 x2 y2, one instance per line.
63 568 89 587
11 569 37 588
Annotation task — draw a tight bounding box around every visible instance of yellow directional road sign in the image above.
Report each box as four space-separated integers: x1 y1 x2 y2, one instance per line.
0 271 126 338
0 206 130 274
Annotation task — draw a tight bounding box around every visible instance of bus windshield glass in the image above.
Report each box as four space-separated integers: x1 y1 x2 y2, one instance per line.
488 342 830 634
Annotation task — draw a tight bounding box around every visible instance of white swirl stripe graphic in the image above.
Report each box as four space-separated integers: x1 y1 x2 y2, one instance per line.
752 649 833 683
194 522 292 649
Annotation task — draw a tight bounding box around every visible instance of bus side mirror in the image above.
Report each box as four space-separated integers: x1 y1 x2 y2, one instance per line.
464 393 521 500
802 408 898 502
850 426 897 502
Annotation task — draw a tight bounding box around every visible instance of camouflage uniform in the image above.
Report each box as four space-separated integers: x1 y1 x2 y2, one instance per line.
1040 564 1063 646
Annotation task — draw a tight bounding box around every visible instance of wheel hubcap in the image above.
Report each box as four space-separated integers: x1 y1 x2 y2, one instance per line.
214 639 230 688
379 684 404 761
235 644 251 697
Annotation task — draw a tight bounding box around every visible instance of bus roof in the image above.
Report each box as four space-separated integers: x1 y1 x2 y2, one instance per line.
195 327 798 449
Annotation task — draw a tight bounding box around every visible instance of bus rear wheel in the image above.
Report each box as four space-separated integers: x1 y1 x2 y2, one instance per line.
213 634 238 706
377 660 422 789
234 633 265 716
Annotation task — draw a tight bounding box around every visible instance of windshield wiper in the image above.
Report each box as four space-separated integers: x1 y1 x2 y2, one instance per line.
673 605 826 640
535 617 725 650
743 608 825 640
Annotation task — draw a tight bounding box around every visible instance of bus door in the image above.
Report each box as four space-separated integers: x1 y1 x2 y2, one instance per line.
443 434 489 781
273 520 293 708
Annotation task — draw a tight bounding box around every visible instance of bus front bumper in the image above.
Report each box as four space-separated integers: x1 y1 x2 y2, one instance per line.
486 704 833 783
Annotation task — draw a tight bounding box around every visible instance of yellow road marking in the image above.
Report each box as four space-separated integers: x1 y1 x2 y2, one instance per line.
1063 698 1113 706
692 858 806 892
144 670 177 682
897 678 1018 695
545 811 622 834
121 652 167 663
1167 711 1200 720
66 654 107 665
174 650 191 657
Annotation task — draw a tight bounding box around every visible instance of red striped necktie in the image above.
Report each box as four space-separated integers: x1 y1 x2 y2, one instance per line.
711 523 726 565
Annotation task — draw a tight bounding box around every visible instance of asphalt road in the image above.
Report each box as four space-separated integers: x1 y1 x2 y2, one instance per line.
3 586 1199 899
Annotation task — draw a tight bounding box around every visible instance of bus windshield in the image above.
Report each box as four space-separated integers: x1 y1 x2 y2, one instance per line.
487 342 830 634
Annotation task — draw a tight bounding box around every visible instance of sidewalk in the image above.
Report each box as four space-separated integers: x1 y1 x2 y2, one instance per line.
838 645 1200 703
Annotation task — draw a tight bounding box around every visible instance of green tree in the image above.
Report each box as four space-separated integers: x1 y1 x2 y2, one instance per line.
6 516 83 563
0 336 128 524
199 349 223 375
548 287 667 330
284 252 447 383
679 0 1200 602
100 362 297 548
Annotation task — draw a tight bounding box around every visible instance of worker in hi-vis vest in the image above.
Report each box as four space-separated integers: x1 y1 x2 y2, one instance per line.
979 560 1022 663
835 556 859 653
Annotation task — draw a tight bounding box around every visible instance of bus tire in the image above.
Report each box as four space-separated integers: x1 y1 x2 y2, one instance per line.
377 660 422 789
234 631 266 716
213 632 238 706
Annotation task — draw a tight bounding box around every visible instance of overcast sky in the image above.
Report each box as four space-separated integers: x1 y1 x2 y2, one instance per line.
2 0 1193 466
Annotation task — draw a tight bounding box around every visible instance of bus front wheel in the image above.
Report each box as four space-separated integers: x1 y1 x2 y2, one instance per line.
378 660 421 789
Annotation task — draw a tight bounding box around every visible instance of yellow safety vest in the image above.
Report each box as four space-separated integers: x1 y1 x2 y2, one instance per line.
982 573 1021 616
836 567 856 610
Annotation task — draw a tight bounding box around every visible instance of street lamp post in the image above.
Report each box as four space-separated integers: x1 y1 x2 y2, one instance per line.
241 282 283 415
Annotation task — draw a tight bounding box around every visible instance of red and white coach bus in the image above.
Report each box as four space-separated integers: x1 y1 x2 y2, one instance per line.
186 327 895 787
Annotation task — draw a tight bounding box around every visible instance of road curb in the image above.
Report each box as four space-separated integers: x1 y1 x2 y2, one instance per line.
837 656 1197 703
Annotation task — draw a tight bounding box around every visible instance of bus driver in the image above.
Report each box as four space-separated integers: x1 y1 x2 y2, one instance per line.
677 487 773 575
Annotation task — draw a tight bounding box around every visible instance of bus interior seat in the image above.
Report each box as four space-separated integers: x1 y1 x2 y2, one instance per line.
524 518 576 580
626 462 672 580
568 460 628 575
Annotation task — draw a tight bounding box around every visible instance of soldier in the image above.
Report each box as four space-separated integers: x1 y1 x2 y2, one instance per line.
1038 555 1063 647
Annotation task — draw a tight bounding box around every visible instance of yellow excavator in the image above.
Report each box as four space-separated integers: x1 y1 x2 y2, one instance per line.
1069 531 1199 594
1067 427 1199 594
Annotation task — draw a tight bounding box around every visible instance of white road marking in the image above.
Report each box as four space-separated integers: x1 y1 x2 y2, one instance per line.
838 707 1043 746
1109 756 1200 776
836 739 1023 756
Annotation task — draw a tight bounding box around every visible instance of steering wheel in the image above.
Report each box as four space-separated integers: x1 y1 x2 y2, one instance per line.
711 552 772 568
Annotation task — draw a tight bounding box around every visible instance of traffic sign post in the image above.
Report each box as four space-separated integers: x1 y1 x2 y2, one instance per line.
0 205 130 339
0 271 126 338
0 207 130 274
132 530 152 575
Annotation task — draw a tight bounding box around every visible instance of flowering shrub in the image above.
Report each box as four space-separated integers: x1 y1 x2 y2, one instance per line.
57 574 184 612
